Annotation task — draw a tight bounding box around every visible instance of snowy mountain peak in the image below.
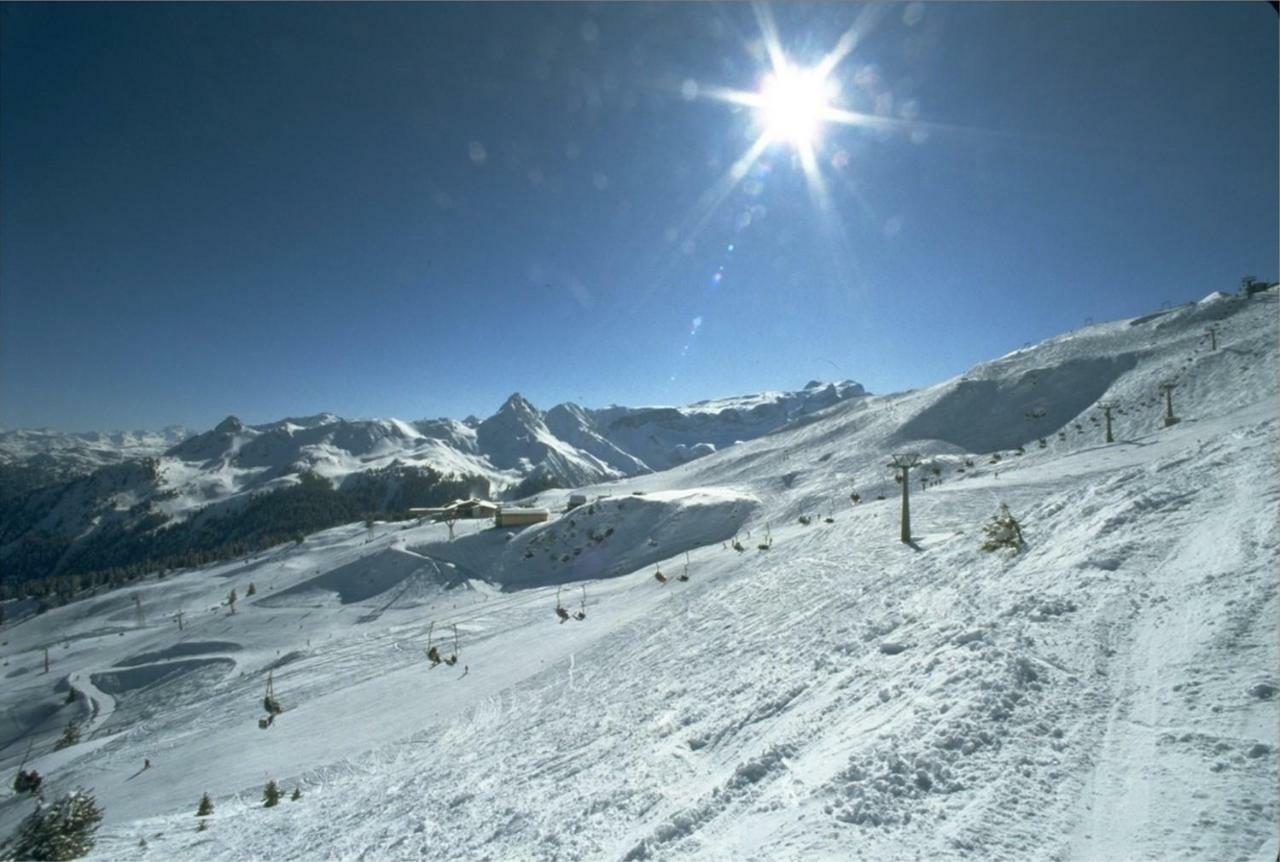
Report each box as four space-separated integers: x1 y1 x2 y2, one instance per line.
497 392 539 420
213 415 244 434
276 412 342 429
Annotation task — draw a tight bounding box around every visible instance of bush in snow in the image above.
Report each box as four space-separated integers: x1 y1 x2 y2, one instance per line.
980 504 1025 554
0 789 104 861
262 780 281 808
53 720 80 751
196 793 213 817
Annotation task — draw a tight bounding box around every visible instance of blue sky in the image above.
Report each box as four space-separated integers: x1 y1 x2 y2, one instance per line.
2 2 1275 432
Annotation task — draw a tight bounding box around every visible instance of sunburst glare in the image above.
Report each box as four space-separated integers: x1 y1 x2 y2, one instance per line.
757 64 836 148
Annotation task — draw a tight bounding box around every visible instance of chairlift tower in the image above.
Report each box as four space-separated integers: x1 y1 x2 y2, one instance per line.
890 452 922 544
1158 382 1179 427
1098 401 1119 443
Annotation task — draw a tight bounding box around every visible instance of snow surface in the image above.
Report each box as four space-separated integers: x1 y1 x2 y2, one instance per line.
0 294 1276 861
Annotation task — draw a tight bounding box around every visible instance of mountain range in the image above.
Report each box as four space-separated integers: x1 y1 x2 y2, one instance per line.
0 381 865 588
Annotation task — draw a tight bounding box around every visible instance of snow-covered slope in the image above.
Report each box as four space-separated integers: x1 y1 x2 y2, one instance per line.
0 293 1275 861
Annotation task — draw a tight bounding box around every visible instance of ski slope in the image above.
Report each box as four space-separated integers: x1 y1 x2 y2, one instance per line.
0 292 1276 861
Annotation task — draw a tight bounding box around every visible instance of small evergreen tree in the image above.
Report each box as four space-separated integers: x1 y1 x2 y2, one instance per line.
196 793 213 817
227 589 237 615
290 787 301 802
262 780 281 808
53 720 81 751
0 788 104 861
246 583 256 597
980 504 1025 553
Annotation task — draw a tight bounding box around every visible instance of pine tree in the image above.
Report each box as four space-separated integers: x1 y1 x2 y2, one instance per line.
227 589 237 615
262 780 281 808
196 793 213 817
53 720 81 751
246 583 256 597
0 788 104 861
290 787 301 801
980 504 1025 553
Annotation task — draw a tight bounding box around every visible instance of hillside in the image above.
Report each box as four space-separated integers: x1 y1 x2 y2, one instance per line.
0 291 1275 861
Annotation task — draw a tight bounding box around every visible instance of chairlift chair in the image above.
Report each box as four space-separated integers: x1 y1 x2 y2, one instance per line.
654 565 668 585
555 587 571 623
426 621 443 667
573 585 587 620
444 625 459 665
426 622 460 668
263 671 283 716
676 552 690 582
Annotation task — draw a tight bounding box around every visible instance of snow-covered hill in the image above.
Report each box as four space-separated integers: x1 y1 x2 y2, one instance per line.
0 292 1275 861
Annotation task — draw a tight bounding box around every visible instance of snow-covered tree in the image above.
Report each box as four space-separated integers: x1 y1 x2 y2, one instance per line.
0 789 104 861
980 504 1025 553
196 793 213 817
262 780 281 808
53 720 80 751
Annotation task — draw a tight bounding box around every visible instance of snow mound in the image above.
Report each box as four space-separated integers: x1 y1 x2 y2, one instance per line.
257 547 446 607
91 658 235 697
116 641 242 667
419 488 759 589
895 355 1139 453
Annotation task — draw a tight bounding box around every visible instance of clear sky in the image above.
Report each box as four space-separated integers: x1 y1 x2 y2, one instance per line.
2 2 1276 432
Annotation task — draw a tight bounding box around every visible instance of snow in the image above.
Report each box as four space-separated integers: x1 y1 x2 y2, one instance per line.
0 294 1276 861
0 427 189 469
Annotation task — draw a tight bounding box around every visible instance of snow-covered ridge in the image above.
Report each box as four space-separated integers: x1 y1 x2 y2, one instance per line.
0 426 189 469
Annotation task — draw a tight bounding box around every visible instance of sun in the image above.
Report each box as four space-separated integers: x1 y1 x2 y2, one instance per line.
757 64 834 148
